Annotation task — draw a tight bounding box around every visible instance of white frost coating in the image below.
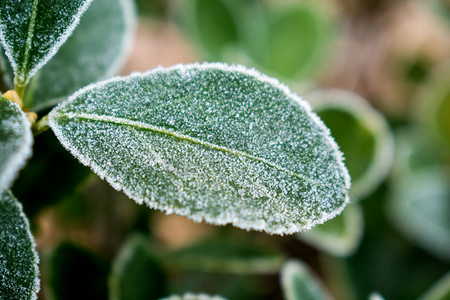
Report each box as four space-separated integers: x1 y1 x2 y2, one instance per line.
0 191 40 300
281 259 334 300
49 62 350 235
159 294 227 300
0 0 94 83
306 89 394 199
0 98 33 191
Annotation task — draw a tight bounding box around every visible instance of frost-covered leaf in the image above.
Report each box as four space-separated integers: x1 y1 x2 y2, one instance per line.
0 45 13 89
388 130 450 261
110 235 167 300
0 0 93 86
45 242 109 300
0 190 40 300
163 236 285 274
419 272 450 300
159 294 227 300
0 95 33 192
23 0 136 111
307 89 394 200
49 63 350 235
281 259 334 300
297 203 363 257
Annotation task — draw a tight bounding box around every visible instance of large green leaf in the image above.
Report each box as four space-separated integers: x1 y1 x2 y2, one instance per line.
23 0 136 111
0 190 40 300
110 235 167 300
0 0 93 87
162 236 285 274
281 259 334 300
297 203 364 257
49 63 350 235
0 95 32 191
307 89 394 200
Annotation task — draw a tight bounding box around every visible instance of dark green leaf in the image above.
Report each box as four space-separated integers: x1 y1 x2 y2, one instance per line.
0 0 93 85
23 0 136 111
0 190 40 300
49 63 350 235
0 95 32 191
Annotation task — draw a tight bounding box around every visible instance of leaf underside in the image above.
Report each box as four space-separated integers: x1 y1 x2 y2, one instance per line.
0 190 40 300
0 96 33 191
0 0 93 84
49 63 350 235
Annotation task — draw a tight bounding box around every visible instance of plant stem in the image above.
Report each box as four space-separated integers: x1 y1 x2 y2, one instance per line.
32 115 49 136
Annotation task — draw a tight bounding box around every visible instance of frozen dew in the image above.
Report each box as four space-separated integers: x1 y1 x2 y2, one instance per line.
0 190 40 300
49 63 350 235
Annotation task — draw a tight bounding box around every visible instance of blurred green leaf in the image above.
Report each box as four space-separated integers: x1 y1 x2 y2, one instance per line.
163 236 285 274
368 293 385 300
23 0 136 111
110 235 167 300
159 294 227 300
0 190 40 300
281 259 334 300
0 95 32 192
297 203 364 257
307 89 394 200
419 272 450 300
45 242 109 300
0 0 93 86
49 63 350 235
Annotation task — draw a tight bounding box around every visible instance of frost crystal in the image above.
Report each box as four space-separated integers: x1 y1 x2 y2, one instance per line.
49 63 350 235
0 190 40 300
0 0 93 84
0 96 33 192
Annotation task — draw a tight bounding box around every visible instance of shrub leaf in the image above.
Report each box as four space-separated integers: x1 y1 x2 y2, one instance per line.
23 0 136 111
0 95 32 191
0 0 93 85
0 190 40 300
49 63 350 235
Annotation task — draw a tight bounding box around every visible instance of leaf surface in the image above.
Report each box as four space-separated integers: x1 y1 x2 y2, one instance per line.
0 95 32 191
0 0 93 85
23 0 136 111
49 63 350 235
0 190 40 300
281 259 334 300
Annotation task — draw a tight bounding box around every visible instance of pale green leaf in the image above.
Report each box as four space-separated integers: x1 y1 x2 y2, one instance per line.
162 236 285 274
281 259 334 300
297 203 363 257
110 235 167 300
0 0 93 86
159 294 227 300
419 272 450 300
0 96 33 191
0 190 40 300
23 0 136 111
307 89 394 200
49 63 350 235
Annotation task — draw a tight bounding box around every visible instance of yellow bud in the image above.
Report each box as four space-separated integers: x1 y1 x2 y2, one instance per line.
2 90 23 108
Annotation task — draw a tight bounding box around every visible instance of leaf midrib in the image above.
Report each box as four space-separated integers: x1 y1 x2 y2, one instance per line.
58 111 326 188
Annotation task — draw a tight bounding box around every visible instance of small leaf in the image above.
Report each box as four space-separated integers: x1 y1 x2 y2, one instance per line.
307 89 394 200
297 203 364 257
0 0 93 86
49 63 350 235
45 242 109 300
159 294 228 300
163 236 285 274
281 259 334 300
23 0 136 111
419 272 450 300
0 190 40 300
0 95 33 191
110 235 167 300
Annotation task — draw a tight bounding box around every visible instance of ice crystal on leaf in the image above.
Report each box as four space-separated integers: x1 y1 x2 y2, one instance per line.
49 63 350 235
0 96 33 192
0 0 93 85
0 190 40 300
